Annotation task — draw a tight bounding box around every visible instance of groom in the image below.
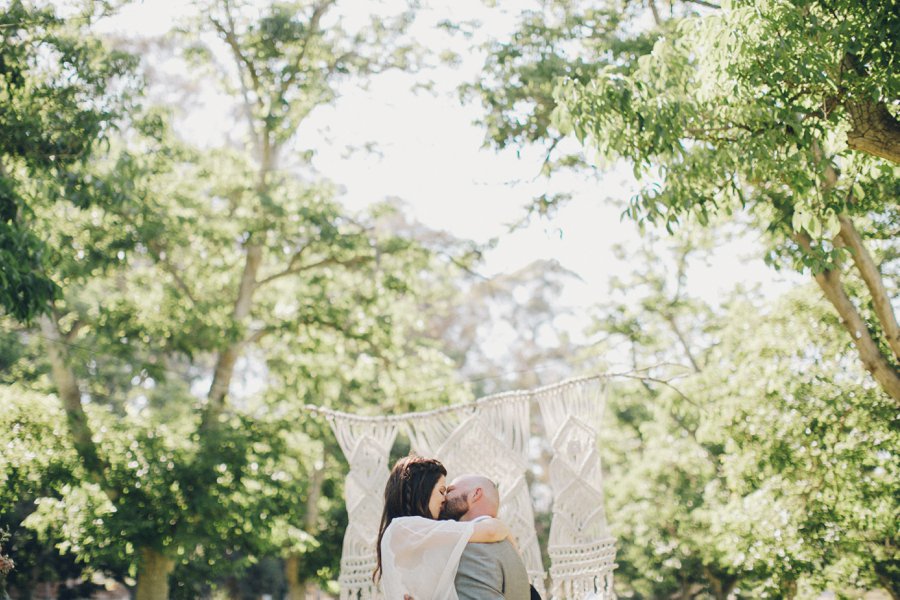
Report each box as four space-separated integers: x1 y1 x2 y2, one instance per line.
439 475 534 600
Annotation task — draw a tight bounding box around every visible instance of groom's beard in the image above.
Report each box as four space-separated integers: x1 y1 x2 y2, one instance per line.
438 495 468 521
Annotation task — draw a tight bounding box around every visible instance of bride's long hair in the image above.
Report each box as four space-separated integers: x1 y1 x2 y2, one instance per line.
373 455 447 582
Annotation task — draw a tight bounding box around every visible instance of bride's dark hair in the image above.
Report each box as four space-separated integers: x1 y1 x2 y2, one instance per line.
373 455 447 582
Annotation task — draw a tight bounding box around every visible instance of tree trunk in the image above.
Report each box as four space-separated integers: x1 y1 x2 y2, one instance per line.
284 554 304 600
703 567 737 600
677 578 690 600
39 315 117 499
135 548 174 600
303 455 327 598
283 452 328 599
202 242 263 429
838 54 900 164
875 566 899 600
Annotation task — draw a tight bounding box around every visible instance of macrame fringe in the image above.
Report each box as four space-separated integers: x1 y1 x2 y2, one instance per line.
330 420 398 600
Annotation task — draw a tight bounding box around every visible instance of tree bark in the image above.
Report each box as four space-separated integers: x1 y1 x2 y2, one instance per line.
837 53 900 164
845 99 900 164
837 215 900 360
135 548 174 600
284 554 303 600
795 234 900 404
202 242 263 428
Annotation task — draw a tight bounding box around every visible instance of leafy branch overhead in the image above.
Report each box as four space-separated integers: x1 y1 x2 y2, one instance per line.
473 0 900 403
2 1 463 598
0 1 139 321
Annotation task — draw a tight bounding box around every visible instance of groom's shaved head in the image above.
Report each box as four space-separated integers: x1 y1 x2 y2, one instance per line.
457 475 500 507
438 474 500 521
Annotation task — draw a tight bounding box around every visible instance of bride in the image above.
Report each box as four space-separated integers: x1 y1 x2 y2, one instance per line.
374 455 512 599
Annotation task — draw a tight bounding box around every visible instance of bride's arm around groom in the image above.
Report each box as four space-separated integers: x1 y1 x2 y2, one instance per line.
375 456 512 600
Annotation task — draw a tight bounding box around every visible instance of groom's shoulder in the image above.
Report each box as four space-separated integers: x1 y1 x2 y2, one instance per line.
462 538 516 557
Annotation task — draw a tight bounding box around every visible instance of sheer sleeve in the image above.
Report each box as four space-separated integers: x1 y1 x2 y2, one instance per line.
380 516 476 600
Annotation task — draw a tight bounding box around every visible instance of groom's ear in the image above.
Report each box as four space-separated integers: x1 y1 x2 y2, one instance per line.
471 487 483 502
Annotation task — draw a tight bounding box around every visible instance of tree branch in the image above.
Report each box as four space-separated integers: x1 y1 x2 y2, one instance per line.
218 1 264 104
648 0 662 26
326 49 360 77
147 241 198 306
683 0 721 8
114 208 199 306
663 314 702 373
276 0 335 99
210 5 263 155
794 232 900 404
837 214 900 360
244 327 270 345
64 319 87 343
538 135 563 178
256 253 373 287
662 244 703 373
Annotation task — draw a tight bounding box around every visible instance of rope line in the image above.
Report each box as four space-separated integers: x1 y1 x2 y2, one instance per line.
304 364 691 423
302 374 604 423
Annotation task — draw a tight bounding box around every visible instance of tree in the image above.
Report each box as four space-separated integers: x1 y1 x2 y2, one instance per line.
0 529 11 600
698 290 898 599
427 258 582 396
0 381 115 599
3 2 471 599
470 0 900 404
588 226 898 599
584 229 739 599
0 0 138 322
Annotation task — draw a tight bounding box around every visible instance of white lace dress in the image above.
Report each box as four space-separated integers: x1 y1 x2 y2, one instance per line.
380 516 476 600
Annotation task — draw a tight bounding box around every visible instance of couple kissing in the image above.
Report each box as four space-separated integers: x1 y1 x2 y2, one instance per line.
375 455 539 600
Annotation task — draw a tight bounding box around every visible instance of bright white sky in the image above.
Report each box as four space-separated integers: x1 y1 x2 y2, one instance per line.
98 0 802 365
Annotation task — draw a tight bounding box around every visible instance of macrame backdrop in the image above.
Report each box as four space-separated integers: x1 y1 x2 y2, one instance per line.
331 419 400 599
324 376 617 600
539 379 616 599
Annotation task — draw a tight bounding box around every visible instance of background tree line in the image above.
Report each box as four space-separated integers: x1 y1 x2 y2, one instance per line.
1 0 897 599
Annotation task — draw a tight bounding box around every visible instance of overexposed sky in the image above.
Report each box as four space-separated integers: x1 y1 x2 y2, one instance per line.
98 0 801 361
